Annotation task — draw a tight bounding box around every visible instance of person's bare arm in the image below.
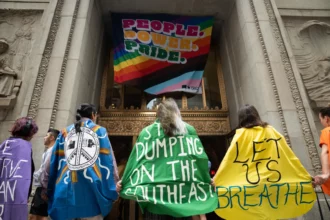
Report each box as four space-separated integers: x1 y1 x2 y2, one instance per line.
40 150 53 201
314 144 330 185
116 180 122 193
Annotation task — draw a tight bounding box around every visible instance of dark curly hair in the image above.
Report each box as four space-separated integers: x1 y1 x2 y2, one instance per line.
10 117 38 139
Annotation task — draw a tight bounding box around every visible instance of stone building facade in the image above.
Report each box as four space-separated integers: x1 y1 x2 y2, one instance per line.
0 0 329 219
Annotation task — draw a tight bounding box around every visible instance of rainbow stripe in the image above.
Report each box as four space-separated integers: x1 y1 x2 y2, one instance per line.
91 125 101 133
55 149 65 157
93 165 102 179
111 13 213 95
100 148 110 155
56 165 68 184
71 171 78 183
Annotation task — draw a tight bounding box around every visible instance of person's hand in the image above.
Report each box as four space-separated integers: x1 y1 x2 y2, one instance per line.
116 180 122 193
210 178 216 192
211 178 215 187
312 177 316 188
314 174 330 186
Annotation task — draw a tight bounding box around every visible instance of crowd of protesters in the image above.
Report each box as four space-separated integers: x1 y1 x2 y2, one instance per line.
0 101 329 220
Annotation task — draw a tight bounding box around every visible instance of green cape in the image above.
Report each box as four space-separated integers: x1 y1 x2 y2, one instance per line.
120 121 217 217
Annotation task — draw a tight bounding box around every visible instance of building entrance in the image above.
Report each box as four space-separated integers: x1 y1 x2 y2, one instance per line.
99 28 231 220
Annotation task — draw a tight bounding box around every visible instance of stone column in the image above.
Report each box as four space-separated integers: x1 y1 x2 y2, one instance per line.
54 0 105 130
20 0 104 168
221 0 318 174
221 0 326 219
0 1 56 166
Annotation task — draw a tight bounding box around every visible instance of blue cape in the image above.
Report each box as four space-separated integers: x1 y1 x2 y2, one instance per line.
47 119 118 219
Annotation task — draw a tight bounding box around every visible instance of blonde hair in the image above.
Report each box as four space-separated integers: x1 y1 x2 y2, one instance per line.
156 98 187 136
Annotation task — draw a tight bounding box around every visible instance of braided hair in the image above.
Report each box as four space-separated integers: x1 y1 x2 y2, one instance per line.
75 103 97 133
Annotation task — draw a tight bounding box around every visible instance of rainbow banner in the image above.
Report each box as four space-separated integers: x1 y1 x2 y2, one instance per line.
111 13 214 95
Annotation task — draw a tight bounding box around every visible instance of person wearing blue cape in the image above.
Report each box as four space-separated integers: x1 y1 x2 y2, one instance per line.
47 104 119 220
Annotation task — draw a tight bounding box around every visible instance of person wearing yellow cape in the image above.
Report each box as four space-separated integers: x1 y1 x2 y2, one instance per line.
213 104 316 220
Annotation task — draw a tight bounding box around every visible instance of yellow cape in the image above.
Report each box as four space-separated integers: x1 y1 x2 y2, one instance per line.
214 126 315 220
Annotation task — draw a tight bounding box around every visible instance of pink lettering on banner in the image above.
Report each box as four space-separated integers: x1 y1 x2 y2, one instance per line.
122 19 136 29
150 20 163 33
175 24 186 37
163 22 176 35
136 19 150 31
186 26 200 37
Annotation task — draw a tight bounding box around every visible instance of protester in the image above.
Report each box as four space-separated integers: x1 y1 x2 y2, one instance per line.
29 128 59 220
313 105 330 192
213 104 315 220
116 98 217 219
0 117 38 220
47 103 118 220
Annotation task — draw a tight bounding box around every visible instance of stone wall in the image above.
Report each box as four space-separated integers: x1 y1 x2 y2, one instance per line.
0 0 105 169
0 2 47 142
220 0 321 178
32 0 104 168
219 0 330 218
52 0 105 130
276 0 330 133
0 0 328 218
220 0 283 131
274 1 330 217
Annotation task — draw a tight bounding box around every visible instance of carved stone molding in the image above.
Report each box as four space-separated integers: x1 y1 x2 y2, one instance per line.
216 50 228 111
98 120 152 136
249 0 290 145
0 39 20 109
262 0 321 173
0 80 22 109
98 113 230 136
187 119 230 135
0 10 41 110
49 0 80 128
27 0 64 119
284 19 330 109
101 109 229 117
99 57 109 112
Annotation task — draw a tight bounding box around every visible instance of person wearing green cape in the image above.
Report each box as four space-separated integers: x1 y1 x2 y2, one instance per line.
116 98 217 219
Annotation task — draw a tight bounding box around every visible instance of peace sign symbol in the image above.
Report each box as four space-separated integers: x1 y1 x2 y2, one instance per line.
65 127 100 171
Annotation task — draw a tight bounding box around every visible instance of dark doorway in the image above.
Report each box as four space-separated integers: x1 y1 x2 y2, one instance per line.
200 136 228 220
106 136 133 220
